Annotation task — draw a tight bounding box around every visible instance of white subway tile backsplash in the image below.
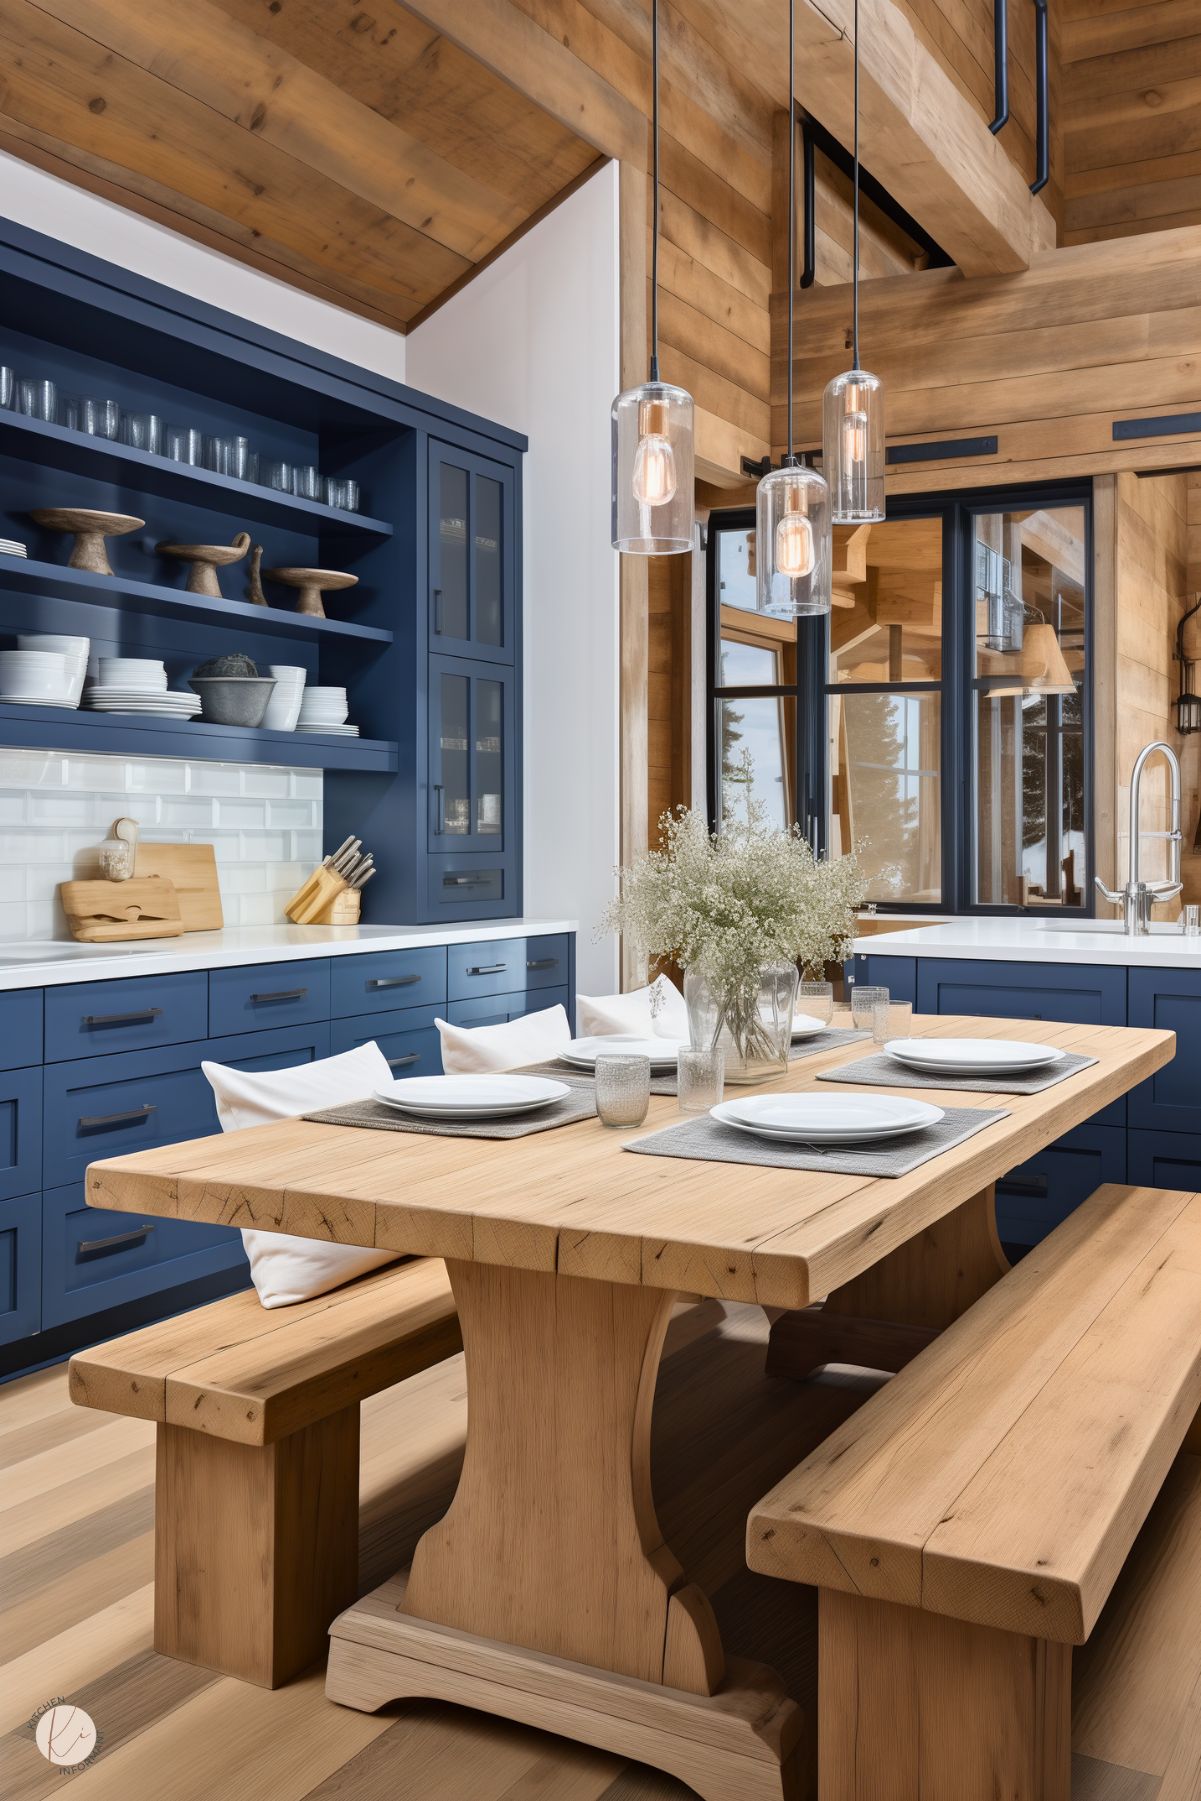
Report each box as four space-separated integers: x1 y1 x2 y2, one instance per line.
0 749 322 939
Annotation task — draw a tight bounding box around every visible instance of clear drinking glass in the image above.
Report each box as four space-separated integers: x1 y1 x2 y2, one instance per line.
0 367 13 409
123 412 163 454
226 436 253 480
595 1053 651 1127
339 478 360 512
291 464 321 500
18 378 56 421
796 980 834 1027
886 1000 913 1038
81 396 120 438
851 985 891 1044
57 395 80 432
205 434 232 474
264 459 292 491
677 1046 724 1114
165 425 204 464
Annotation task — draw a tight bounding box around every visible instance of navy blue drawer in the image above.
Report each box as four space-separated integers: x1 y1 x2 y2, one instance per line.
42 1180 246 1330
853 955 917 1005
0 1191 40 1346
330 948 446 1019
425 855 513 919
446 985 569 1029
330 1006 441 1076
1127 968 1201 1134
1127 1128 1201 1192
44 1047 212 1190
209 959 330 1037
0 1066 41 1203
44 972 208 1062
994 1123 1126 1251
0 989 43 1069
448 935 569 1002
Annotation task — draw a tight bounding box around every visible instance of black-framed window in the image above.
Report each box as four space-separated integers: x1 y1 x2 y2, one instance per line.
706 481 1093 914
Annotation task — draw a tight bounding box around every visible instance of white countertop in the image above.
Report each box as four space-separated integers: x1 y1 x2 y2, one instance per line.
853 916 1201 969
0 918 578 990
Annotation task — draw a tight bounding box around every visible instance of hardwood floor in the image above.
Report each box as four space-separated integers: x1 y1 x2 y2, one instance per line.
1 1301 1197 1797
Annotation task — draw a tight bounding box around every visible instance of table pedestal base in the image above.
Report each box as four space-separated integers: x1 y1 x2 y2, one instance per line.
327 1575 806 1801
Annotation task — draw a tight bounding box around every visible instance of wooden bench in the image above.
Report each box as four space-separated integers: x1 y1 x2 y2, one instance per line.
69 1257 460 1688
747 1183 1201 1801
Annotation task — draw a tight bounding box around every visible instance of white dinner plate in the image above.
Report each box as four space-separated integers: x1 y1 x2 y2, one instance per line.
712 1093 943 1145
0 694 79 707
883 1037 1063 1075
559 1034 684 1073
790 1013 827 1041
372 1072 570 1120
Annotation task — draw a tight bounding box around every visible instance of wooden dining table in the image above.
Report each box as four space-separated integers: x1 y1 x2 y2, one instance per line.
85 1012 1173 1801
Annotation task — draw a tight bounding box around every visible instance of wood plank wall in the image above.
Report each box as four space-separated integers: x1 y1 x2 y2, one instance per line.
1063 0 1201 244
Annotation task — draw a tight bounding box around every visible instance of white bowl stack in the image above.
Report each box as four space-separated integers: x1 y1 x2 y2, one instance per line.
296 684 359 736
0 648 77 707
10 633 90 706
261 664 307 732
84 657 201 719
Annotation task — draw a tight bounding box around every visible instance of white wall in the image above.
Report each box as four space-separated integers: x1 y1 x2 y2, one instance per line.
0 151 406 383
408 164 622 992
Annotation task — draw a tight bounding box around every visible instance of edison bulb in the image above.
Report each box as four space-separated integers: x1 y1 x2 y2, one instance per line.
775 508 815 578
842 408 868 466
632 431 677 508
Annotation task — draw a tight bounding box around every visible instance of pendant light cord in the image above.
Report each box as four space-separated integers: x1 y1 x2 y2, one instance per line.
649 0 661 383
852 0 861 369
786 0 796 464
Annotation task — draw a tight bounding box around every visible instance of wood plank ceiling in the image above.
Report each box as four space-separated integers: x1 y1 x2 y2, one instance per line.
0 0 602 328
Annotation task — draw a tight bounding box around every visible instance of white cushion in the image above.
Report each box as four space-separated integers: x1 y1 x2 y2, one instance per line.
577 975 688 1040
436 1002 571 1074
202 1040 400 1309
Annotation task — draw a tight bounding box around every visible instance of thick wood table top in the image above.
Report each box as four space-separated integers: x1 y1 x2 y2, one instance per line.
86 1015 1173 1309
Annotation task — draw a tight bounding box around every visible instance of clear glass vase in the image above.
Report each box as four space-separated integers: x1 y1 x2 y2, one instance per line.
684 963 798 1084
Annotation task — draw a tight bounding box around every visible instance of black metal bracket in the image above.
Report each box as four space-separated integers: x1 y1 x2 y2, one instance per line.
1114 412 1201 442
1030 0 1049 194
795 109 954 271
800 112 816 290
740 454 774 480
886 436 999 465
990 0 1009 133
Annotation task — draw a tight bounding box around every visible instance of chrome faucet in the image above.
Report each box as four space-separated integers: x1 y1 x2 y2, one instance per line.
1095 741 1183 934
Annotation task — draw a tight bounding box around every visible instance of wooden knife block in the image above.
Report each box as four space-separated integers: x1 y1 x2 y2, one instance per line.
60 876 184 942
285 866 362 925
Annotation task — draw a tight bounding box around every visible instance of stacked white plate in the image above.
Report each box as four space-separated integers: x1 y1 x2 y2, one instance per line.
559 1034 684 1073
297 684 358 736
0 648 77 706
881 1038 1065 1077
712 1093 944 1145
17 633 89 706
0 537 27 558
372 1073 570 1120
262 664 307 732
85 689 201 718
790 1013 828 1042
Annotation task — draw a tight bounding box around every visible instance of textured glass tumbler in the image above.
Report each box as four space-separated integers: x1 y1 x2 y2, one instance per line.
851 985 891 1045
595 1053 651 1128
796 980 834 1027
81 396 120 438
677 1046 724 1115
165 426 204 464
18 378 56 421
0 367 13 409
123 413 163 454
886 1000 913 1039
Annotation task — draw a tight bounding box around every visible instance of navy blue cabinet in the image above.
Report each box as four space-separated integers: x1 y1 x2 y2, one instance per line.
446 985 571 1029
995 1124 1126 1250
209 960 330 1038
329 948 446 1018
429 442 517 665
0 990 42 1070
0 1066 42 1204
1128 1128 1201 1192
330 1007 442 1077
44 971 208 1062
0 1193 40 1347
1127 967 1201 1134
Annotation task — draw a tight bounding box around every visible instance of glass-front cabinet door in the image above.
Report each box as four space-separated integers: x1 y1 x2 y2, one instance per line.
429 441 515 664
428 654 514 854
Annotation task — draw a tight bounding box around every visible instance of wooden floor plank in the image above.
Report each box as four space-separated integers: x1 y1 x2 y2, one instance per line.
0 1533 154 1664
0 1449 155 1557
0 1415 152 1511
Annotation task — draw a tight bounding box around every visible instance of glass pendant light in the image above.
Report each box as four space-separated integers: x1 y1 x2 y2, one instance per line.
756 0 832 618
823 0 885 524
611 0 693 554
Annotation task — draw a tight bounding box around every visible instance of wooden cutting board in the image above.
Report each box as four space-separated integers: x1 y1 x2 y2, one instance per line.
134 843 223 932
60 876 184 942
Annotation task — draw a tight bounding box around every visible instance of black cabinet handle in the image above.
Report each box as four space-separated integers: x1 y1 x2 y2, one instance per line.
249 987 308 1004
78 1102 158 1132
82 1007 162 1029
387 1052 421 1069
433 586 443 633
1000 1174 1049 1198
433 784 445 833
367 975 420 990
78 1224 154 1257
467 962 507 976
443 874 491 888
526 957 558 971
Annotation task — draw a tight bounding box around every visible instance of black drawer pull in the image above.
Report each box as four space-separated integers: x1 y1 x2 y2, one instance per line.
78 1102 158 1132
387 1052 421 1069
78 1224 154 1257
443 874 491 888
82 1007 162 1029
249 987 308 1004
1001 1174 1049 1198
467 962 507 976
367 975 421 990
526 957 558 971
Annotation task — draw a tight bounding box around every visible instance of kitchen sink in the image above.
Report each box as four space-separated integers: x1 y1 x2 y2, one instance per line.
1032 921 1184 937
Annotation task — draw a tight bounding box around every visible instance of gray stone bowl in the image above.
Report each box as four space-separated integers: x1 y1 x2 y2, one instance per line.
188 675 277 728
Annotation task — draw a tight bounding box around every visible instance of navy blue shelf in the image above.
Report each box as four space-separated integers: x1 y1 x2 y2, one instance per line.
0 553 392 647
0 701 397 773
0 412 394 539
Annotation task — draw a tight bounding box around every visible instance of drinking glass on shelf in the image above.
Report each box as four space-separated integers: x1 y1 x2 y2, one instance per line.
595 1053 651 1128
0 367 13 409
123 412 163 454
226 436 254 480
205 435 232 474
291 464 321 501
57 395 80 432
264 459 292 492
851 984 891 1045
165 425 204 465
340 478 360 512
18 378 56 421
796 979 834 1027
81 396 120 438
677 1046 724 1115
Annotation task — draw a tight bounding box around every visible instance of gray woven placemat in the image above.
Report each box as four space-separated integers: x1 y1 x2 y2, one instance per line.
789 1026 871 1061
303 1075 597 1139
816 1049 1097 1095
623 1104 1008 1178
519 1026 871 1097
